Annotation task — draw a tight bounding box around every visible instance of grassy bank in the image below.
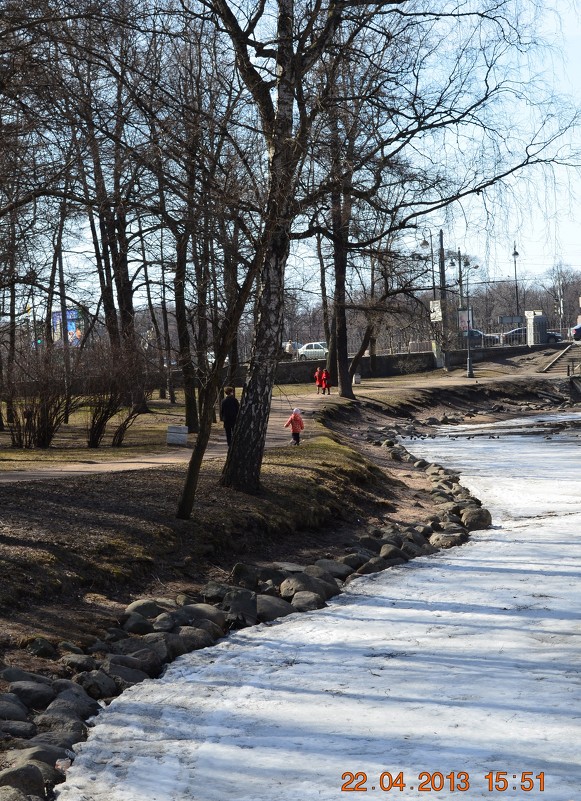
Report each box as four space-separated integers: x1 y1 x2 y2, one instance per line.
0 433 398 617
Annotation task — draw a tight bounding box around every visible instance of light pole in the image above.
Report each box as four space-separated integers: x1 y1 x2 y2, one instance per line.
421 229 447 369
465 263 479 378
420 230 436 299
512 242 520 320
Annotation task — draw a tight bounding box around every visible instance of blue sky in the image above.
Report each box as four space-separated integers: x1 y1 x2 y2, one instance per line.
478 0 581 281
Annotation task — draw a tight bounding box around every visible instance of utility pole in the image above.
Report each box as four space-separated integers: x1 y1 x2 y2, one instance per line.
512 242 520 320
438 230 448 370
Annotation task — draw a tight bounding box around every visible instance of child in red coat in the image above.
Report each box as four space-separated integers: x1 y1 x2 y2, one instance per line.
314 366 323 394
321 368 331 395
284 408 304 445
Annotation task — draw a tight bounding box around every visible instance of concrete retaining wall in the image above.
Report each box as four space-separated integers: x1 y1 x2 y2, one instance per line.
168 341 567 388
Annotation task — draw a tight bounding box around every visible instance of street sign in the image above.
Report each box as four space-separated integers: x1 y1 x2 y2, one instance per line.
498 315 523 325
458 308 472 331
430 300 442 322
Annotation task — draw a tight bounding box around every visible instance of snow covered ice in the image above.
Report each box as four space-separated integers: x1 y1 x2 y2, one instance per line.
56 416 581 800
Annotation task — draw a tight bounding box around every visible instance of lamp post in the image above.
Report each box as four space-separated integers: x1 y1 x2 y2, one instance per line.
421 229 448 369
465 263 479 378
512 242 520 320
420 230 436 299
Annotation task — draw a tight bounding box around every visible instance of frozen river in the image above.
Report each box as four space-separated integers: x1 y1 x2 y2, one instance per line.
55 415 581 800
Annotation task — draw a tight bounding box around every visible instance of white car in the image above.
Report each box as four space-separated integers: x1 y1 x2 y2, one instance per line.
297 341 328 360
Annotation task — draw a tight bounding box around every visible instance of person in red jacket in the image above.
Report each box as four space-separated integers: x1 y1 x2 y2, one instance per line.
314 365 323 394
321 367 331 395
284 408 304 445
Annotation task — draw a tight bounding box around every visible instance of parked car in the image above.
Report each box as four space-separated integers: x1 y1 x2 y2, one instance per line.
207 351 229 366
501 327 563 345
297 341 328 360
571 324 581 341
500 327 527 345
462 329 500 347
544 331 563 344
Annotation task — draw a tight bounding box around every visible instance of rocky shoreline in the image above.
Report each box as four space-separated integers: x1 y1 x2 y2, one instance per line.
0 430 492 801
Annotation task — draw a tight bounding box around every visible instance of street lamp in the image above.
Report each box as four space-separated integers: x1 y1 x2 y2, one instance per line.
420 230 436 299
512 242 520 320
465 263 479 378
420 229 448 370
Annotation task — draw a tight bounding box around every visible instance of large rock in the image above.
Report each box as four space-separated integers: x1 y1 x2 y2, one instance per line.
141 633 187 663
279 573 339 602
124 599 166 619
191 619 224 642
8 682 56 711
220 590 258 628
0 766 45 797
12 759 61 787
354 536 382 554
256 595 295 622
0 721 36 739
0 669 51 686
45 688 100 720
174 627 215 652
356 557 391 575
429 532 465 549
338 553 367 570
291 592 326 612
122 613 154 635
60 654 99 673
0 700 28 723
6 744 73 769
33 712 87 741
152 613 175 632
101 660 150 689
26 638 58 660
314 559 353 580
257 566 289 585
379 532 404 548
73 669 117 700
461 506 492 531
303 565 339 586
230 563 259 590
104 653 162 680
201 581 232 603
175 604 226 630
29 731 79 749
379 543 408 562
400 541 424 559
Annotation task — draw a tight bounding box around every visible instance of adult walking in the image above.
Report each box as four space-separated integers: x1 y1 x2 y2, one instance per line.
220 387 240 448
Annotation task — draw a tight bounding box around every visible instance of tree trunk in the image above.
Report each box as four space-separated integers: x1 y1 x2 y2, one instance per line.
349 324 373 378
331 188 355 399
220 232 288 493
316 232 332 347
173 231 199 432
176 381 219 518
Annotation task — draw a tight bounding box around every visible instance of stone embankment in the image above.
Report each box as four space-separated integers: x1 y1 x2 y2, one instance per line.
0 436 491 801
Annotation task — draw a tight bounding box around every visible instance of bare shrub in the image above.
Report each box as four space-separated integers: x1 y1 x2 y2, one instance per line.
4 352 81 449
83 344 151 448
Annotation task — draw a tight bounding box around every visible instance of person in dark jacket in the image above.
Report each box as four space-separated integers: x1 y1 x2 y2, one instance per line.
220 387 240 447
